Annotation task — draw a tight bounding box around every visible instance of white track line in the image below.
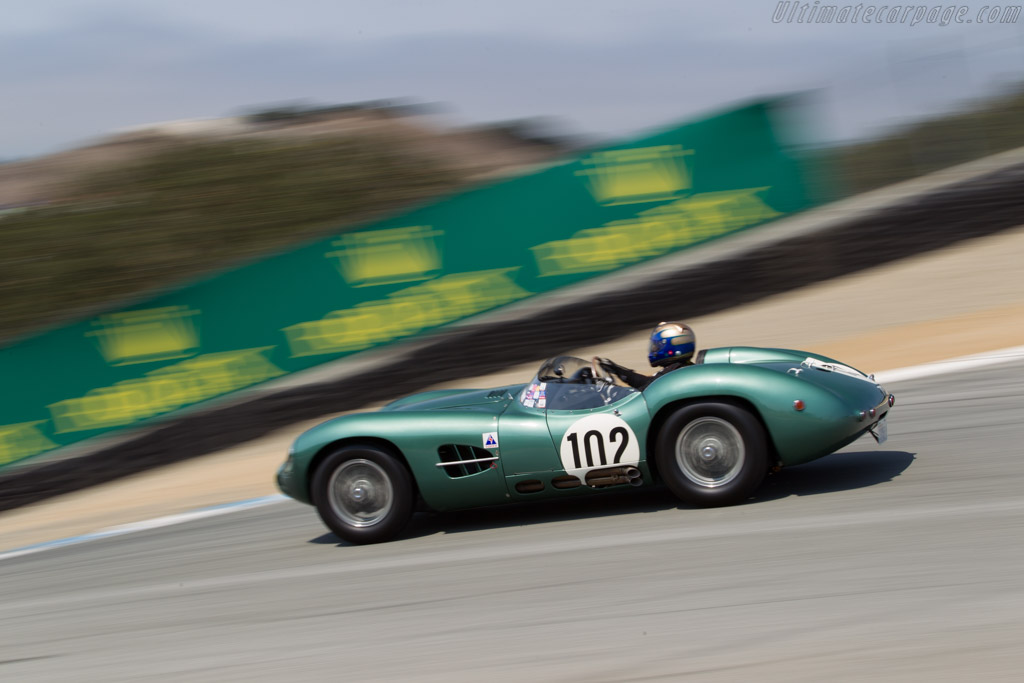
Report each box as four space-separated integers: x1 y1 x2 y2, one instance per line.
0 495 287 562
873 345 1024 384
2 344 1024 563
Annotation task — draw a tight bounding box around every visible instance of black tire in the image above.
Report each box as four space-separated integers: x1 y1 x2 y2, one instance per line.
312 445 414 544
655 402 768 507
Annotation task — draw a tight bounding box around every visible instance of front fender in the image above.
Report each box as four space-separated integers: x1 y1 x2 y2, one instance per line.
284 408 512 510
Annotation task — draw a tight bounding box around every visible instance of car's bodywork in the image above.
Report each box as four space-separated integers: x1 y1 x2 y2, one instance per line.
278 347 894 528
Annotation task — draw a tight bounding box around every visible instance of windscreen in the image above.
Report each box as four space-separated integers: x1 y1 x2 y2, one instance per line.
523 356 637 410
536 356 591 381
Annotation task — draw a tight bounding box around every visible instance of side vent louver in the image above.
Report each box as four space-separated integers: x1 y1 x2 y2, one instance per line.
437 444 497 478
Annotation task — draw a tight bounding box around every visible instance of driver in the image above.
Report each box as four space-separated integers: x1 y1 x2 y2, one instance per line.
594 322 696 390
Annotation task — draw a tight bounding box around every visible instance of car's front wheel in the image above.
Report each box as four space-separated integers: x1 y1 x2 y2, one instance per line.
312 445 414 544
656 402 768 507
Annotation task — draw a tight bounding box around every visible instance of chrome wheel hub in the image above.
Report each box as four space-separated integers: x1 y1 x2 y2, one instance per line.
676 417 745 488
328 459 394 527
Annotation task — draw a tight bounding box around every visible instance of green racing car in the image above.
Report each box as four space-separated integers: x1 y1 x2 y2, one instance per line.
277 346 895 544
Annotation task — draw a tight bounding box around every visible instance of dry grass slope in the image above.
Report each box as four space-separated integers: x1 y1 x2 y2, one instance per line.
0 106 566 344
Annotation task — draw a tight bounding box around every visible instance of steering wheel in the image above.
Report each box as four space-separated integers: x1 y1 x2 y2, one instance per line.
568 366 596 384
591 357 615 384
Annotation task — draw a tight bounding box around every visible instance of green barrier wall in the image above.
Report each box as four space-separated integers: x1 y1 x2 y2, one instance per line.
0 100 816 469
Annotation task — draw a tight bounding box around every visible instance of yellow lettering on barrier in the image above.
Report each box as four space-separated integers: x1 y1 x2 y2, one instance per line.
0 421 58 465
326 225 444 287
532 188 781 277
87 306 201 366
577 145 694 206
48 348 285 433
283 269 532 358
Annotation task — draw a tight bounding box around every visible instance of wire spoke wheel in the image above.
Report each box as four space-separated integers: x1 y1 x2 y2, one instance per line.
327 458 395 528
313 446 415 544
675 416 746 487
657 403 767 507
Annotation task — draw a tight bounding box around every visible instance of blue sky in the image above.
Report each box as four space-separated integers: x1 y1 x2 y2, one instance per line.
2 1 1023 157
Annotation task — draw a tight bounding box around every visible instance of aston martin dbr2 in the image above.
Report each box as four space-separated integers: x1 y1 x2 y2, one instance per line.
276 347 895 544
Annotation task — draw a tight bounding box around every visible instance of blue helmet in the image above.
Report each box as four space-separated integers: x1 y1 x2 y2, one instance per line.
648 322 696 367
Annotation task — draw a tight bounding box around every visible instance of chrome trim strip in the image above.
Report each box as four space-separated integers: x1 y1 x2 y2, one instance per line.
435 456 499 467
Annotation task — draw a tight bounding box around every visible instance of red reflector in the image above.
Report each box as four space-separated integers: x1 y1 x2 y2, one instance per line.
888 394 895 407
793 400 805 411
869 408 876 418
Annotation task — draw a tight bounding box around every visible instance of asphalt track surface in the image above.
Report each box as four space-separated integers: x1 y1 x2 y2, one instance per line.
2 362 1023 682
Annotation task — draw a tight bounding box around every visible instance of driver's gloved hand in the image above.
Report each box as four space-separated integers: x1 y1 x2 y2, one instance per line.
597 358 624 374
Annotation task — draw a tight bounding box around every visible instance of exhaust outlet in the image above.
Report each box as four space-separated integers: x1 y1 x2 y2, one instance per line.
584 466 644 488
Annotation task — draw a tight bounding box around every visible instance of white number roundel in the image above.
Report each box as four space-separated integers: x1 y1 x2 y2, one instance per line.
558 414 640 482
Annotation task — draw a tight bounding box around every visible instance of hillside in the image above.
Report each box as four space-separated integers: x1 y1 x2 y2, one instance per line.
822 82 1024 196
3 84 1023 345
0 103 568 344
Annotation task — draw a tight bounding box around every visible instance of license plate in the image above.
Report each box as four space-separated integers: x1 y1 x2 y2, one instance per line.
871 416 888 444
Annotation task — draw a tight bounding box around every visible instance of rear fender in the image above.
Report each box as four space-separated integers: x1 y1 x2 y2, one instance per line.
643 364 855 465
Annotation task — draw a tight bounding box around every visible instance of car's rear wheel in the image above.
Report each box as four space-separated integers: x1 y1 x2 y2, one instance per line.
312 445 414 544
656 402 768 507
